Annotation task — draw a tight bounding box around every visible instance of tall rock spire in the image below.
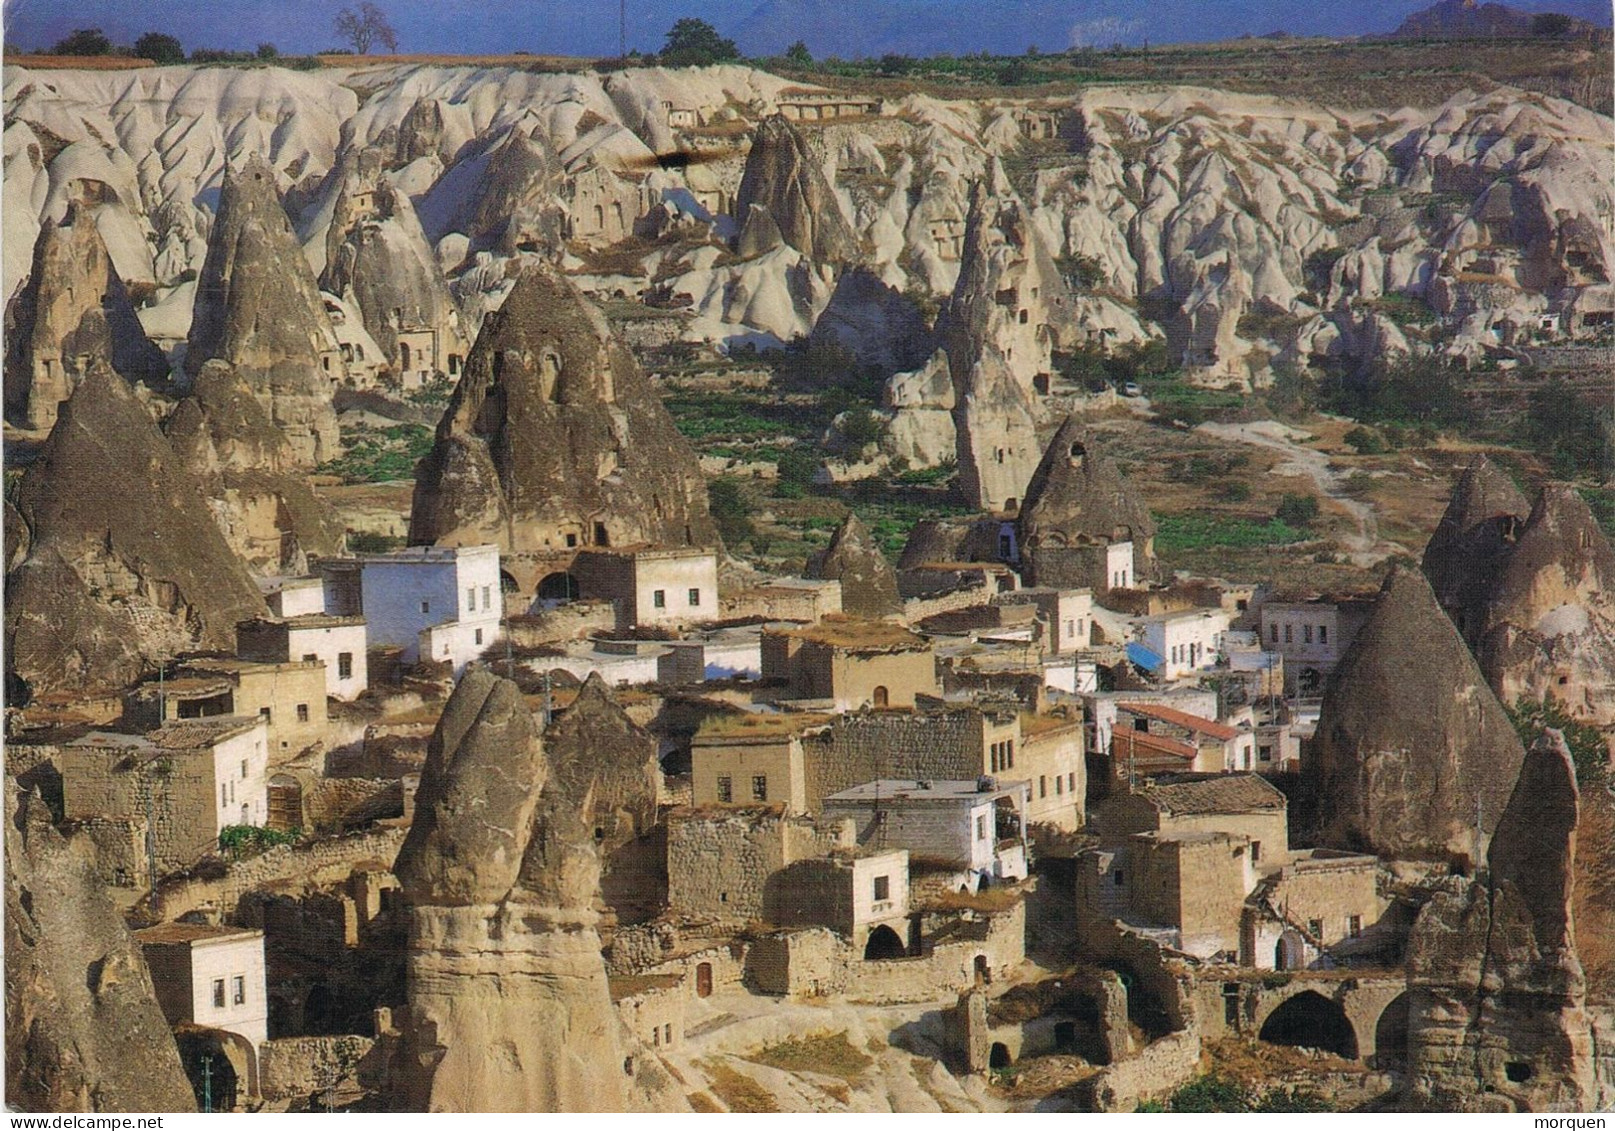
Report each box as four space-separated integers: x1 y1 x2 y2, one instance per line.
1421 454 1530 640
185 153 342 467
735 114 859 265
409 263 717 555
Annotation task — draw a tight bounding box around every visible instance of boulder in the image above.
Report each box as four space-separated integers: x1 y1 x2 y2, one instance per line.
5 782 196 1112
735 115 859 265
807 513 902 619
5 365 266 695
4 197 167 431
1305 565 1526 864
391 671 683 1111
185 153 342 467
409 263 717 555
1016 417 1157 590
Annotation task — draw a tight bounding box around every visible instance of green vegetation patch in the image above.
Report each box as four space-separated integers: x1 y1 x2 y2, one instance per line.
1154 513 1310 554
1136 1073 1332 1113
744 1032 873 1080
318 424 434 483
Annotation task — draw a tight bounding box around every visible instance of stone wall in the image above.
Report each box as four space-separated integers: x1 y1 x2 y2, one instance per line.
902 582 995 625
65 815 146 889
805 711 990 811
720 581 843 624
60 743 219 873
665 807 851 924
258 1034 377 1103
147 825 406 921
1074 1029 1202 1112
508 601 618 646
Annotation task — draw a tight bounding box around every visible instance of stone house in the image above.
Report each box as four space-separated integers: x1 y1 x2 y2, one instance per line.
1114 702 1255 774
664 805 855 925
776 89 884 120
1019 712 1087 830
1075 774 1377 966
992 586 1094 653
804 705 1021 812
720 576 844 623
821 778 1032 889
1258 598 1372 697
690 713 833 814
761 617 940 710
1136 609 1232 680
1082 688 1220 788
770 847 913 957
611 974 687 1055
129 659 329 761
236 615 368 701
319 543 504 674
61 717 270 876
571 545 719 631
562 164 646 246
135 923 268 1050
262 576 326 618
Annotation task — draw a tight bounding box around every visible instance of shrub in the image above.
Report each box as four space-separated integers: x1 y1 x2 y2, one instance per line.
1275 494 1320 527
51 28 114 55
1509 697 1608 785
1344 425 1386 454
708 479 756 545
134 32 185 64
219 824 302 859
839 407 884 448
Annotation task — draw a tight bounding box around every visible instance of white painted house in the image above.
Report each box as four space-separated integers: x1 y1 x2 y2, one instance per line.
135 924 269 1048
571 546 720 631
320 544 503 674
1138 608 1232 680
236 615 369 700
821 778 1031 886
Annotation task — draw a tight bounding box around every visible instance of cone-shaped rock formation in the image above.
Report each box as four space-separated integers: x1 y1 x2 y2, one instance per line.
5 782 197 1112
1305 565 1526 864
1404 730 1594 1110
185 153 342 466
1017 417 1156 590
391 670 682 1111
163 360 345 577
807 512 902 619
409 264 717 556
4 198 167 431
5 365 265 695
735 115 858 264
1422 455 1531 640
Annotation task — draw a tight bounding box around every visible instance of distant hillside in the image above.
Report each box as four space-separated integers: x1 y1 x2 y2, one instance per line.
1387 0 1608 38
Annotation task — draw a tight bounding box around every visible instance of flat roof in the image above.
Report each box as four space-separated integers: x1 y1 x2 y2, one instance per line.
780 617 929 652
694 712 834 740
1139 608 1231 624
824 778 1025 804
134 923 264 946
147 716 262 748
321 543 500 567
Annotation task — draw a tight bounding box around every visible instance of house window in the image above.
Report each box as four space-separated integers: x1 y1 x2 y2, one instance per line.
1270 624 1278 642
468 587 476 611
717 775 732 803
653 590 666 609
1005 740 1013 768
1284 624 1293 644
421 600 431 615
873 875 890 902
751 774 767 802
688 588 701 607
338 653 353 680
1303 625 1313 644
213 979 226 1008
1319 625 1328 644
1113 870 1124 886
1309 919 1324 939
483 586 491 609
232 976 246 1005
1055 776 1064 795
221 784 228 807
1251 841 1261 862
260 707 272 723
976 815 986 841
566 533 578 548
296 704 310 723
302 653 318 663
1259 745 1273 762
475 628 484 646
1039 776 1047 798
240 759 248 779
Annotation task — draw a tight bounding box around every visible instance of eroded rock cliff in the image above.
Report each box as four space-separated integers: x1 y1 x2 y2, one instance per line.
808 512 902 619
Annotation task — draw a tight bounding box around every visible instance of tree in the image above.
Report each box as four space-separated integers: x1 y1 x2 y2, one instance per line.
333 2 398 55
51 28 113 55
660 18 739 67
1532 12 1575 35
1275 494 1320 528
257 42 279 59
707 479 755 545
134 32 185 64
784 40 812 66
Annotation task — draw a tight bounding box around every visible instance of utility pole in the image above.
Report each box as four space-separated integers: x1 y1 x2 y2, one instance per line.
202 1056 214 1113
620 0 627 58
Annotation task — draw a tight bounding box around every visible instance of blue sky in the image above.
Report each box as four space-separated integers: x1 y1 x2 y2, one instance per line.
3 0 1608 57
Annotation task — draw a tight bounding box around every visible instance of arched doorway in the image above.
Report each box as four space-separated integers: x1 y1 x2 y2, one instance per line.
537 572 579 604
863 925 906 960
872 686 889 708
1258 991 1359 1060
1374 992 1410 1071
175 1029 245 1111
399 341 411 371
974 954 991 985
695 962 713 998
989 1042 1012 1069
1274 928 1306 971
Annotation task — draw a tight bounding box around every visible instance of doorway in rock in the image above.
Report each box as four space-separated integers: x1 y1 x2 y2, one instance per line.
1258 990 1359 1060
863 924 906 960
989 1042 1012 1069
1374 992 1410 1071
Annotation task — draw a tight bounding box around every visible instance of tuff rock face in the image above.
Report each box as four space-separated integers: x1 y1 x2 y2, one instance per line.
5 365 266 695
1422 454 1532 639
5 782 196 1113
735 114 859 265
409 264 717 554
1306 565 1526 864
1403 730 1595 1111
4 199 167 431
185 153 343 467
391 671 682 1112
808 512 902 619
1016 418 1157 590
1474 486 1615 728
942 170 1075 510
544 673 666 926
319 153 470 379
163 360 345 577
